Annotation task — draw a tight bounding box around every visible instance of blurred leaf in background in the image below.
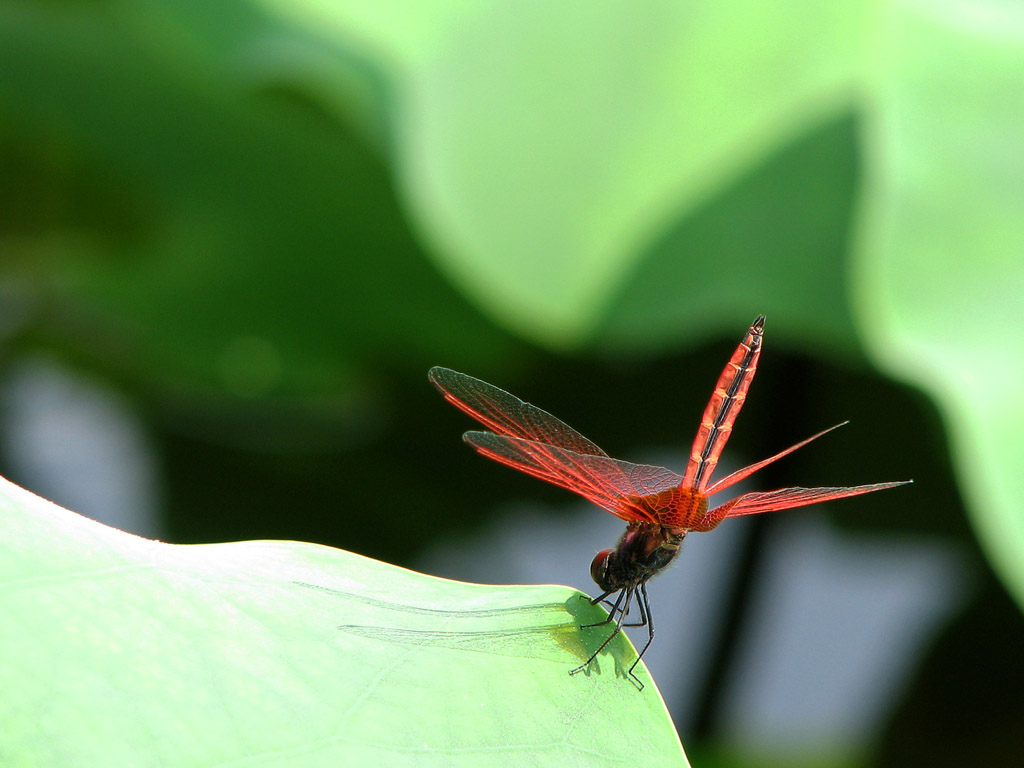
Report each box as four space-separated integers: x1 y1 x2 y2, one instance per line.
1 0 1021 766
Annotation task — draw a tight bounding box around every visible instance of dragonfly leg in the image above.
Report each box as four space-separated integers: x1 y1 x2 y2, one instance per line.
570 586 640 684
626 582 655 688
603 585 648 629
580 588 627 629
620 598 647 629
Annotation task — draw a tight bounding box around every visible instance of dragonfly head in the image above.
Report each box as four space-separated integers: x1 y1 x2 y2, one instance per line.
590 549 615 590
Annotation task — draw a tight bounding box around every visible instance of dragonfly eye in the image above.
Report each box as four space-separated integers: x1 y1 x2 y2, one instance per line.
590 549 614 589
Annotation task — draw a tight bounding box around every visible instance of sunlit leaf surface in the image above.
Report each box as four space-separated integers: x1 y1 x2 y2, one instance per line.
0 477 686 767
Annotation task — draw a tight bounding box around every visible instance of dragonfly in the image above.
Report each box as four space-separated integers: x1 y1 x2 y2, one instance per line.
429 316 910 687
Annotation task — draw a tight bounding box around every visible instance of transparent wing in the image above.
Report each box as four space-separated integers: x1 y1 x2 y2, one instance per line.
705 423 847 495
429 367 607 456
716 482 912 519
464 432 684 524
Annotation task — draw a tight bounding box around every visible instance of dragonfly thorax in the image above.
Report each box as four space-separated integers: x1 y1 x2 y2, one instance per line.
640 485 709 529
589 525 686 592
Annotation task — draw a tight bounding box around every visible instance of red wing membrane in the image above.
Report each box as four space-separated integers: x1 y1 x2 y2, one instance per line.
428 367 608 457
431 334 911 534
716 482 912 518
464 431 683 525
705 422 848 495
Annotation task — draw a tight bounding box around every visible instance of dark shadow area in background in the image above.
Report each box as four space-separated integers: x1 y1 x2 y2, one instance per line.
877 574 1024 766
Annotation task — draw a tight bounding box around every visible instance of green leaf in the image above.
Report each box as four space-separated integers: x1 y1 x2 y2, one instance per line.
0 476 687 766
599 115 862 355
854 0 1024 608
260 0 867 346
0 3 516 399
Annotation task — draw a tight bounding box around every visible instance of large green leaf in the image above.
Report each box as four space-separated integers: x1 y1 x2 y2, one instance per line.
260 0 866 346
599 115 863 355
0 476 686 766
0 2 516 400
855 0 1024 609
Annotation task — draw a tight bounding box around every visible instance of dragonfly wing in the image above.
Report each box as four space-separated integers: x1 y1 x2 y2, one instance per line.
713 482 912 520
705 422 848 495
464 431 683 524
429 367 608 456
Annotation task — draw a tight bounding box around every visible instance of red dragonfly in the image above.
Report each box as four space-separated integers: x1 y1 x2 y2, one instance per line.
429 316 909 686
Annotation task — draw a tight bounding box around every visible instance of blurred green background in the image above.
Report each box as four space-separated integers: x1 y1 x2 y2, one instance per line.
1 1 1022 766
